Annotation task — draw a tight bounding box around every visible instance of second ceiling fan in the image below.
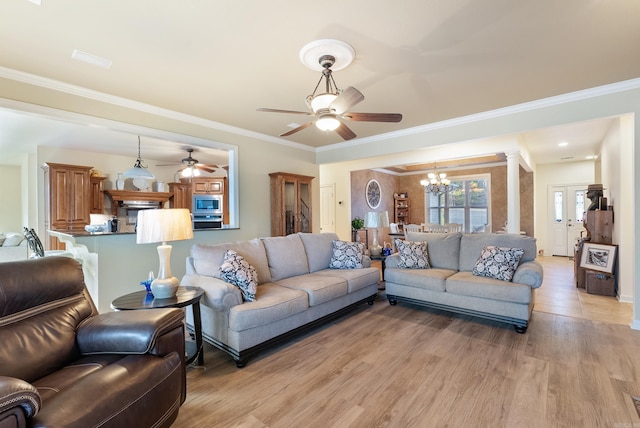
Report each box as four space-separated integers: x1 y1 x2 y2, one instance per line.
158 148 219 178
258 50 402 141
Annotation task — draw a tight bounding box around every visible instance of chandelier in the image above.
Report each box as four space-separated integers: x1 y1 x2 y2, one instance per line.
420 163 450 195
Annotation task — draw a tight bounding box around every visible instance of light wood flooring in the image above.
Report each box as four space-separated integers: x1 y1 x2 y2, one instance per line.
173 256 640 427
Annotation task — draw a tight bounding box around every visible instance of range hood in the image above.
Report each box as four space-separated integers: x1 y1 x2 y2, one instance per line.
121 200 163 209
104 190 173 216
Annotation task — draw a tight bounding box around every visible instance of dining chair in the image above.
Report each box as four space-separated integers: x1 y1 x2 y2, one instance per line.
444 223 463 232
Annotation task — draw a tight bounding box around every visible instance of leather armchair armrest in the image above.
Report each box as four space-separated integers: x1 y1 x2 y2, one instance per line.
181 273 242 311
77 308 184 355
0 376 41 424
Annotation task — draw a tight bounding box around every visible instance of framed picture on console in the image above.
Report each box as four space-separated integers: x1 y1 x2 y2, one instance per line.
580 242 617 273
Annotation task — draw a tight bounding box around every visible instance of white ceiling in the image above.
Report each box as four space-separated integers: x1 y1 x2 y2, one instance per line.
1 0 637 166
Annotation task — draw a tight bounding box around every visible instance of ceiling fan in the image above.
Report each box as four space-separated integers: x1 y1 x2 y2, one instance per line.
158 148 219 177
257 54 402 141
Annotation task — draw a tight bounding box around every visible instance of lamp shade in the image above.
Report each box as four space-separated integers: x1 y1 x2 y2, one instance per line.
123 166 155 179
364 211 390 228
136 208 193 244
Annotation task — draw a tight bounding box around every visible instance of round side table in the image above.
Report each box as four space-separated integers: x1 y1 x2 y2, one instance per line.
111 286 204 366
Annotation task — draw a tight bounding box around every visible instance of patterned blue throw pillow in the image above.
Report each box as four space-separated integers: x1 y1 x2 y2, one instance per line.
329 240 364 269
395 239 430 269
472 246 524 282
218 249 258 301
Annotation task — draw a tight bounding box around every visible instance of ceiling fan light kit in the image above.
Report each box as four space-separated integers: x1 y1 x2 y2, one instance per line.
258 39 402 141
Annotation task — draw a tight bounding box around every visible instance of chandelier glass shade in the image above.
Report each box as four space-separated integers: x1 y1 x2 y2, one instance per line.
123 136 155 179
420 165 450 195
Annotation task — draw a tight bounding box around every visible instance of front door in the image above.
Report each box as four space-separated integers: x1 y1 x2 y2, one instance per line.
549 184 587 256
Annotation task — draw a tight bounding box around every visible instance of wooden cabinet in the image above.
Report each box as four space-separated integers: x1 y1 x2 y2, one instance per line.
269 172 313 236
394 196 410 227
43 163 92 250
192 177 224 194
170 182 192 210
89 176 106 214
575 209 615 288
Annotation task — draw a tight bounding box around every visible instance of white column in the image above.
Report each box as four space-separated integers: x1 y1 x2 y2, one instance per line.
506 151 521 234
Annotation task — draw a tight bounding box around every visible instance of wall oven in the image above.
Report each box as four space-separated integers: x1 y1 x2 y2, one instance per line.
192 194 223 229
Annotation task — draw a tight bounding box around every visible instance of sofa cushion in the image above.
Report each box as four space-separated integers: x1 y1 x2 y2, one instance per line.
191 239 272 284
459 233 537 272
298 232 340 272
384 267 453 292
446 271 532 304
276 273 348 306
395 239 430 269
404 232 462 270
329 240 364 269
262 235 310 281
218 250 258 302
472 246 524 282
228 283 308 332
314 267 380 293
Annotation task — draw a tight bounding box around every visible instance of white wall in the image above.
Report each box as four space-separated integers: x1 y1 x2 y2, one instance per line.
533 161 595 256
0 165 22 232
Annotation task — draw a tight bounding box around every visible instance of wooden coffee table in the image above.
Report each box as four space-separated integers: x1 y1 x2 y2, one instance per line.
111 286 205 365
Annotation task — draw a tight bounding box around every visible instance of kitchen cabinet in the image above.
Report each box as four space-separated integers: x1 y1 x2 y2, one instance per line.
192 177 224 194
269 172 313 236
43 163 92 250
90 176 106 214
170 182 192 210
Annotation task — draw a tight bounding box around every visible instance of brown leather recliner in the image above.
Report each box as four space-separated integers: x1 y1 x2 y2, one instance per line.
0 257 186 428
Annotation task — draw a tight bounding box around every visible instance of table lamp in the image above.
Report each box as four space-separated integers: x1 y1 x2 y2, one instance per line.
137 208 193 298
365 211 389 256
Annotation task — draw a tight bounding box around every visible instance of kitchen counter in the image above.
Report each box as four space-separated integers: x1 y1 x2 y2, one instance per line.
69 225 238 237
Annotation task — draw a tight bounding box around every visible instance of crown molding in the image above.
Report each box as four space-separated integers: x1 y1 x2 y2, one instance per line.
0 66 315 153
317 77 640 152
2 66 638 155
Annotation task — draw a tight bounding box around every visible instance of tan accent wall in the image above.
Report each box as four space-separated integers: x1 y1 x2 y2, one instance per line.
351 165 534 245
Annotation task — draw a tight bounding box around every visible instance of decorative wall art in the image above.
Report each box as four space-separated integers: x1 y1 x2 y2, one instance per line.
580 242 617 273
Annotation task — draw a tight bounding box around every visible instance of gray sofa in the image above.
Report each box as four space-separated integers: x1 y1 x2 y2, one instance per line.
384 232 543 333
181 232 380 367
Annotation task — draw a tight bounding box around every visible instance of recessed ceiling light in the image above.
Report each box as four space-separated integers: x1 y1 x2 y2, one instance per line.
71 49 112 69
287 122 301 129
558 142 569 147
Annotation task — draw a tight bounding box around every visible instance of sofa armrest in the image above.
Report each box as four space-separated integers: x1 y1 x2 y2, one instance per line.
0 376 41 423
362 255 372 268
181 273 242 311
76 308 185 355
513 260 544 288
384 253 400 268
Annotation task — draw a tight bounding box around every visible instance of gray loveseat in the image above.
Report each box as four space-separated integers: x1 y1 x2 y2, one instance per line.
181 232 380 367
384 232 543 333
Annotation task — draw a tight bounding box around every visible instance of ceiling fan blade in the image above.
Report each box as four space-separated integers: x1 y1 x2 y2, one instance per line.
342 112 403 123
280 121 315 137
257 107 313 116
330 86 364 115
335 122 357 141
196 165 218 174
